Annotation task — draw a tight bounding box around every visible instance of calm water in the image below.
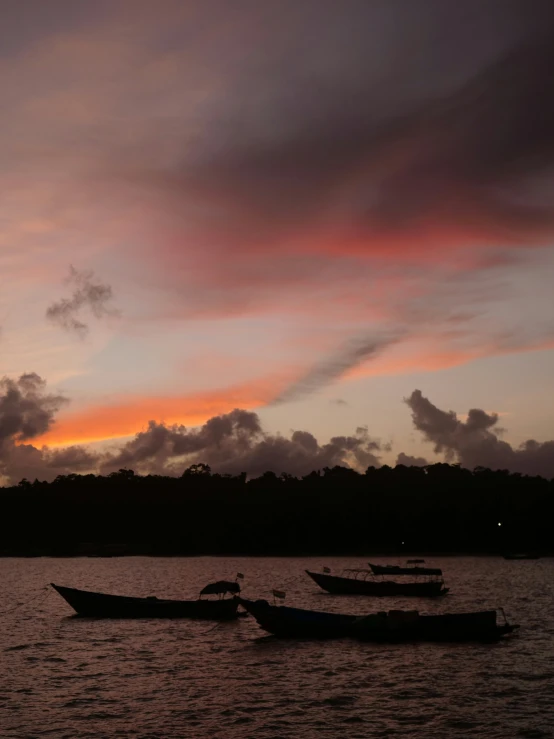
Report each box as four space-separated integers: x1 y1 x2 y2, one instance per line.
1 556 553 739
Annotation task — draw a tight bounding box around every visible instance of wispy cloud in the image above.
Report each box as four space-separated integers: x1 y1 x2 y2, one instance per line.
271 331 402 404
46 266 119 338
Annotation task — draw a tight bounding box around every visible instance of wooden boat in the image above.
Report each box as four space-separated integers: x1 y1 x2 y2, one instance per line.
503 553 541 560
352 608 518 643
239 598 357 638
50 580 241 620
239 598 518 642
368 562 443 576
306 567 449 597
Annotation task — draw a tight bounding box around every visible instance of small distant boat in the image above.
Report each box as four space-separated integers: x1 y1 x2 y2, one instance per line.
503 553 541 560
239 598 518 642
50 580 242 620
306 562 449 597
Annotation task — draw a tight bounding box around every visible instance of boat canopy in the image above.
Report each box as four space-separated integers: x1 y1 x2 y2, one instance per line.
369 563 443 577
199 580 241 596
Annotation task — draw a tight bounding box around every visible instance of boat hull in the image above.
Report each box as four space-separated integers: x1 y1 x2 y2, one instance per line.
352 610 517 643
51 584 240 620
306 571 449 597
369 563 443 576
239 598 356 638
240 599 518 642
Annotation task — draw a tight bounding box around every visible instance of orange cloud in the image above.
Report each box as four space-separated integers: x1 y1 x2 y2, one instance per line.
30 337 554 450
35 377 285 448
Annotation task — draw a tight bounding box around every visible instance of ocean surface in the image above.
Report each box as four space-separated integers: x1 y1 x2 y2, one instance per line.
1 556 553 739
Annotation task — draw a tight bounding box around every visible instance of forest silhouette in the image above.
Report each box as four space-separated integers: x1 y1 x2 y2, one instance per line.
1 462 552 556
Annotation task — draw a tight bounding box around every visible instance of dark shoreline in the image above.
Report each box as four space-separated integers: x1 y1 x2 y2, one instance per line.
3 463 552 559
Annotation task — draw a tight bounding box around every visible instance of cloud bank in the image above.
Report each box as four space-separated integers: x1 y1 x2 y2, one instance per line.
0 374 385 483
2 374 554 484
99 413 383 479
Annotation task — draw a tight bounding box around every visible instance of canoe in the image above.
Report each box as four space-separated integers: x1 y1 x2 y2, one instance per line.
239 598 518 642
50 581 241 620
305 570 449 597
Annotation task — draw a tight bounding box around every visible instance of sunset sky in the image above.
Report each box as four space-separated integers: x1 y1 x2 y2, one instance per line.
2 0 554 482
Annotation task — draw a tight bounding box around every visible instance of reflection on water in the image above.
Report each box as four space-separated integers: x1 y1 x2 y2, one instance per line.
1 556 553 738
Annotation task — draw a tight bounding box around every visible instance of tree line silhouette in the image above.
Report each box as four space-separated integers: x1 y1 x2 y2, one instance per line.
1 462 552 556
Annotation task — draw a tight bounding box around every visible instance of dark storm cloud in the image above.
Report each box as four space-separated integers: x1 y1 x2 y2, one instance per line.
46 266 119 338
406 390 554 478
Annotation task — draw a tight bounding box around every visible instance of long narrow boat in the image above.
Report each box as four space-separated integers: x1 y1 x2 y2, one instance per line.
352 609 517 643
503 553 541 560
368 562 443 576
305 569 449 597
239 598 357 638
239 598 518 642
50 580 241 620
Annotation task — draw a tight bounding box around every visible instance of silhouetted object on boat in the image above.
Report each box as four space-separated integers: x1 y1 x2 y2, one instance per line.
239 598 518 642
503 553 541 560
199 580 241 595
50 580 241 619
306 565 449 597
